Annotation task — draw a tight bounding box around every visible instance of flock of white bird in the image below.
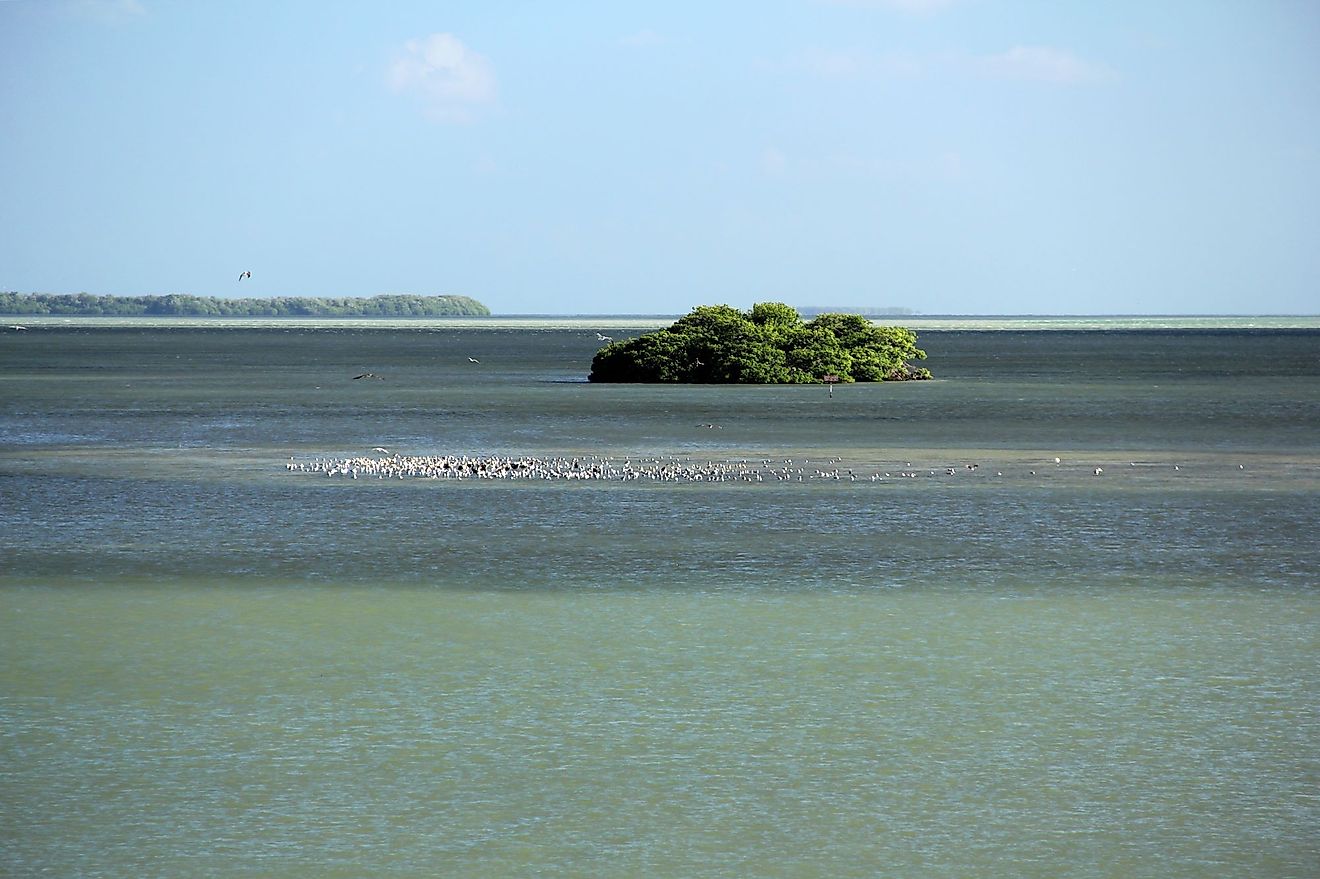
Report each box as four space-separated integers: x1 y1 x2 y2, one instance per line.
291 453 854 483
285 452 1223 484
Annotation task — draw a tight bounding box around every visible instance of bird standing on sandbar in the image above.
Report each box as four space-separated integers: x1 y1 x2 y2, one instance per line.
238 270 251 281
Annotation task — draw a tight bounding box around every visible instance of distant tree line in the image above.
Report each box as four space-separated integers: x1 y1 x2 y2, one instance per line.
0 292 491 317
589 302 930 384
796 305 916 317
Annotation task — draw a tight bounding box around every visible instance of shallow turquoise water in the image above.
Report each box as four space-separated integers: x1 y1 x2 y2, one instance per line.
1 324 1318 877
3 584 1317 878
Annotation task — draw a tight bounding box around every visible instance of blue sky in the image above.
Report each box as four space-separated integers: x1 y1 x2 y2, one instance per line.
2 0 1317 314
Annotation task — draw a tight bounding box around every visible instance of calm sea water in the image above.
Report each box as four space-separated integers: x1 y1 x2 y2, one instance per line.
2 323 1318 877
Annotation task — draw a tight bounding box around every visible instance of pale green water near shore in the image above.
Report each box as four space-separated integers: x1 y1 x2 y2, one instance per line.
2 325 1318 877
4 583 1317 878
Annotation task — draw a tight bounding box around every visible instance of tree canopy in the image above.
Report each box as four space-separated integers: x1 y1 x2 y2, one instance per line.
588 303 930 384
0 292 490 317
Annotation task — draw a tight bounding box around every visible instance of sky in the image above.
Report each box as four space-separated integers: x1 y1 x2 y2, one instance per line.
1 0 1318 315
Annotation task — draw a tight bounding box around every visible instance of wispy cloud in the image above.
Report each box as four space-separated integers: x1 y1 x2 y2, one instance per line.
389 33 497 123
975 46 1115 85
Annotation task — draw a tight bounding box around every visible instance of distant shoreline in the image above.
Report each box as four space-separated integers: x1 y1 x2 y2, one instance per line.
5 314 1319 331
0 292 489 318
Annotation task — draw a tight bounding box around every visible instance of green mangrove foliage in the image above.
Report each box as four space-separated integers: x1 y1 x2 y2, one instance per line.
0 292 490 317
588 302 930 384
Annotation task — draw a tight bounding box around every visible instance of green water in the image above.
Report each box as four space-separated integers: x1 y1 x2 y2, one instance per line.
5 585 1317 878
2 323 1318 877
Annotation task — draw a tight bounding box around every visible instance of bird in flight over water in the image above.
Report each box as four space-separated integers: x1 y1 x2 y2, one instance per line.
596 332 613 342
238 270 251 281
352 372 382 380
468 356 480 363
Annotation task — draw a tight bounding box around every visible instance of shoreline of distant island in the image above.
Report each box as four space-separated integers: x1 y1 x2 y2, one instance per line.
0 292 490 317
2 294 1316 331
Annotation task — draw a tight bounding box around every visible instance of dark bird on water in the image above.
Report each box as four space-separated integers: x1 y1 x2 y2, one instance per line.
238 270 251 281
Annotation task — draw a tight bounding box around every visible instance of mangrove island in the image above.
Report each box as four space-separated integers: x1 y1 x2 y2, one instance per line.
589 302 930 384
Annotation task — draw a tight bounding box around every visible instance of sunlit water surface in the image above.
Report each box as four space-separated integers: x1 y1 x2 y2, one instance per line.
2 322 1318 877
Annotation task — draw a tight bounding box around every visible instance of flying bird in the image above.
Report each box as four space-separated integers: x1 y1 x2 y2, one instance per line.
596 333 613 342
352 373 382 380
238 270 251 281
372 447 391 454
468 357 480 363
